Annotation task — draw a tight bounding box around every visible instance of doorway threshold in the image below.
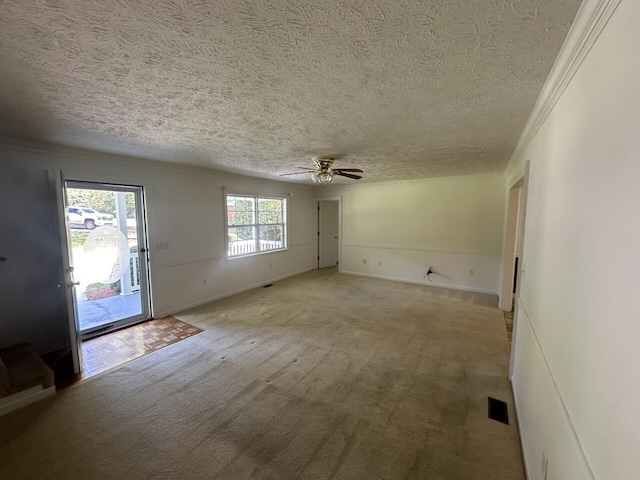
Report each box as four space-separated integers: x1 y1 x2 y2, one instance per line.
44 317 203 387
81 317 202 380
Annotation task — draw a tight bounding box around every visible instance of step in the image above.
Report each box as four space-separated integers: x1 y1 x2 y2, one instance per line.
0 343 56 416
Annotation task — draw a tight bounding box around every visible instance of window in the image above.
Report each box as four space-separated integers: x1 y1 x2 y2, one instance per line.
226 194 287 258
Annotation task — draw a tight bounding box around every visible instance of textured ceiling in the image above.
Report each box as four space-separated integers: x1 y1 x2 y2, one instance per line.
0 0 582 183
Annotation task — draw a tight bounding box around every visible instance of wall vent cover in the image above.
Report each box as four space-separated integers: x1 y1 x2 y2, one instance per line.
488 397 509 424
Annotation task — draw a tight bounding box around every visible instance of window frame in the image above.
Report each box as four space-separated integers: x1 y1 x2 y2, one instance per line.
225 193 287 259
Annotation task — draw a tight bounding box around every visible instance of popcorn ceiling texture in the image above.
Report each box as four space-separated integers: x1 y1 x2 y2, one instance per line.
0 0 582 183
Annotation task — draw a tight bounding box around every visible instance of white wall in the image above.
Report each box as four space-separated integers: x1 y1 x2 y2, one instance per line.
0 141 317 353
319 175 506 294
507 1 640 479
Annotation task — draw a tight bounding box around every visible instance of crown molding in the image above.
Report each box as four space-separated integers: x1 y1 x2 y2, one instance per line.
507 0 622 170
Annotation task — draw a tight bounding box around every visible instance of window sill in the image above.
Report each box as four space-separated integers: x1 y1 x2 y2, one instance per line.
226 248 288 261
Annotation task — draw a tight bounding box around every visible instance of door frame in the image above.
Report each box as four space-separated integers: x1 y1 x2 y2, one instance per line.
502 161 531 380
66 180 152 339
315 196 342 271
499 179 525 311
49 170 82 374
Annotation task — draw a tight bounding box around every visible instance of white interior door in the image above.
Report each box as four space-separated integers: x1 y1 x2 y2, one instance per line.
318 201 339 268
48 170 82 374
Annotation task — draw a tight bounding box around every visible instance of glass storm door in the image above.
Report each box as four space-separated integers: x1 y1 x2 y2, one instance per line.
64 181 151 339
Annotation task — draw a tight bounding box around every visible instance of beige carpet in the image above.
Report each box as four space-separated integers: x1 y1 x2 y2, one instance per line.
0 268 524 479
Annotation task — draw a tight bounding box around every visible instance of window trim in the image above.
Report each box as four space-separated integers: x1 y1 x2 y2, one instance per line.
225 193 288 259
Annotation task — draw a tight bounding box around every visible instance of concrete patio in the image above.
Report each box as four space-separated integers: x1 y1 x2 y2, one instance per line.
77 292 142 331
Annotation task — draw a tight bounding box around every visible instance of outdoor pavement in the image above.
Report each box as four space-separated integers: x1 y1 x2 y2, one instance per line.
78 292 142 331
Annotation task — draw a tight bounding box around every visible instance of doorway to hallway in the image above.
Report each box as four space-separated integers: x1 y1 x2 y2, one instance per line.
318 200 340 269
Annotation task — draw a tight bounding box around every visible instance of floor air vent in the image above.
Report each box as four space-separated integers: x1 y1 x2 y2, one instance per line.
488 397 509 424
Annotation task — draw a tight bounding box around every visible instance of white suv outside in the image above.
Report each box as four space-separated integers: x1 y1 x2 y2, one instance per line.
67 206 115 230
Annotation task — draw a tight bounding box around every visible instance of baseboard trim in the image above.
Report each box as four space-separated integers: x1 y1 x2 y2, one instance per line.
155 267 316 317
511 381 531 480
340 270 497 296
0 385 56 416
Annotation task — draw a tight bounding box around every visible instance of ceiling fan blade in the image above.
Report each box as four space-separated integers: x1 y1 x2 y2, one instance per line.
334 172 362 180
280 172 312 176
333 168 363 173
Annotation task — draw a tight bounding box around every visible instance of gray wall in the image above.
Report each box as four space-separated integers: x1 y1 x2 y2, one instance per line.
0 142 318 353
0 157 68 352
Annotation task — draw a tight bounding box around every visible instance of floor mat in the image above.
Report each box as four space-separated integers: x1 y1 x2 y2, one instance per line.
81 317 203 379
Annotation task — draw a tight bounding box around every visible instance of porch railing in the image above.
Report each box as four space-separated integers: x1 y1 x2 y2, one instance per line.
130 253 140 292
228 240 283 257
120 253 140 295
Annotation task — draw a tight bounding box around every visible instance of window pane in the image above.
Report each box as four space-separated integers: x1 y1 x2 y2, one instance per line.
259 224 282 242
258 198 282 224
235 225 256 241
228 196 255 226
259 225 283 251
228 226 257 256
227 226 239 243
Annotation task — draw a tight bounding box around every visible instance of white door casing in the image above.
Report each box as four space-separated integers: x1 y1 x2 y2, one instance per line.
48 170 82 374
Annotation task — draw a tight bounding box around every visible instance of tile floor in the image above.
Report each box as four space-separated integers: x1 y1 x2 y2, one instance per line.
81 317 203 379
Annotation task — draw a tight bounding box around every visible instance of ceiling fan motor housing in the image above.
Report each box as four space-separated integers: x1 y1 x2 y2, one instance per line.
280 156 362 183
313 156 335 171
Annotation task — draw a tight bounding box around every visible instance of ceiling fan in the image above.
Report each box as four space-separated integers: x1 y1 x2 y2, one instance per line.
280 156 363 184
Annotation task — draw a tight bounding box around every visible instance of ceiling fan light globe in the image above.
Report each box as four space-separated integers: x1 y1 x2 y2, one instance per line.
319 172 334 183
311 171 334 184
